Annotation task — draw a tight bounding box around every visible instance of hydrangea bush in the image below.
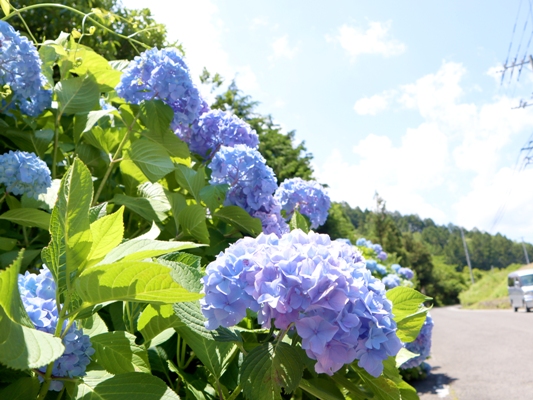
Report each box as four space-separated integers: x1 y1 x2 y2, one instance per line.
0 11 431 400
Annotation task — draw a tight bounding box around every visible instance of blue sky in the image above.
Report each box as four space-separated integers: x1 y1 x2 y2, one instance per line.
123 0 533 243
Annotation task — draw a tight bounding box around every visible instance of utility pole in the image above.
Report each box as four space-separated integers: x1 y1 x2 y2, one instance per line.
460 227 475 284
522 237 530 265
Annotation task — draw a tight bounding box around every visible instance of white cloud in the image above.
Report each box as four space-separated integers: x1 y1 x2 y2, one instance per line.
327 21 405 61
317 61 533 240
353 91 395 115
270 35 298 60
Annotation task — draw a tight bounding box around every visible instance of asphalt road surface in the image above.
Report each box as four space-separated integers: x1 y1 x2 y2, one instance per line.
412 306 533 400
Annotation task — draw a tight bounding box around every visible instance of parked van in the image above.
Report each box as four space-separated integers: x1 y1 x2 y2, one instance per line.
508 269 533 312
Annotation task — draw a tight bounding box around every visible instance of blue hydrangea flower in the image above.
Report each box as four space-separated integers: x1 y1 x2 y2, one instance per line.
177 109 259 159
18 266 95 391
274 178 331 229
201 230 402 377
375 264 387 275
209 145 288 235
365 259 378 272
391 264 401 273
0 21 51 116
0 150 51 198
401 313 434 369
382 274 401 289
115 47 201 129
377 251 388 261
398 267 414 280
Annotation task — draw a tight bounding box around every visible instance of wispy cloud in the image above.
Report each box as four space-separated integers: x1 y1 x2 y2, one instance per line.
353 91 396 115
270 35 299 60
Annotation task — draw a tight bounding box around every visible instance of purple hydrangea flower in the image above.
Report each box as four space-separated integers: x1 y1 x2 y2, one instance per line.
0 150 51 198
382 274 401 289
377 251 388 261
201 230 402 377
18 266 95 391
209 145 288 235
178 109 259 158
274 178 331 229
398 267 414 280
400 313 434 369
115 47 201 129
0 21 51 116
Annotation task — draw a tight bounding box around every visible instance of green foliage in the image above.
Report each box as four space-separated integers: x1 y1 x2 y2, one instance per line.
459 263 522 308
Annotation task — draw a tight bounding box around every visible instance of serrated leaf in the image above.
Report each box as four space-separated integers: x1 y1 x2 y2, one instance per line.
112 194 167 223
0 253 34 327
0 208 50 230
173 301 241 342
175 325 236 378
75 261 203 308
88 206 124 263
55 75 99 115
43 158 93 292
138 304 184 343
158 251 202 271
395 347 419 368
175 165 206 202
358 373 401 400
91 331 151 374
139 100 173 136
100 239 202 264
131 139 175 182
89 202 108 223
84 109 113 133
386 287 431 320
1 0 11 17
80 312 108 337
396 309 429 342
241 342 304 400
157 258 203 293
74 372 180 399
214 206 263 236
177 204 210 244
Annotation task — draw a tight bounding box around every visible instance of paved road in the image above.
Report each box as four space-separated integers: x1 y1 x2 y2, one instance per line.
411 306 533 400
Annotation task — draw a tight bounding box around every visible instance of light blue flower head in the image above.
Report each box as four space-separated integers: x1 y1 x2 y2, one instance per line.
0 150 51 198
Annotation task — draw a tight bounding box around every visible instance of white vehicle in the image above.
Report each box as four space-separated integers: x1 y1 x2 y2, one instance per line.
508 269 533 312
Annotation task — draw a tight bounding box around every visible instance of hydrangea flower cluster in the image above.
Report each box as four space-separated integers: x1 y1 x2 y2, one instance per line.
115 47 201 129
355 238 388 261
0 21 51 116
382 274 401 289
0 150 51 198
201 230 402 377
400 313 434 369
398 267 414 280
274 177 331 229
177 109 259 158
209 145 288 236
18 266 95 391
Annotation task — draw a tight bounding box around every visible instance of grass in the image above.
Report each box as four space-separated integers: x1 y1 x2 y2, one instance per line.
459 263 524 309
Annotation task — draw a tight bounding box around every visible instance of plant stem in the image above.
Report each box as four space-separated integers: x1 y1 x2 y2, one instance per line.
22 226 29 247
92 109 141 206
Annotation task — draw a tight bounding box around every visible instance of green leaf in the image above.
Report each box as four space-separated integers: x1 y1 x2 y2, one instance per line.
131 139 175 182
0 377 40 400
0 129 53 159
91 331 151 374
74 372 180 399
89 202 108 223
55 75 100 115
112 194 167 223
396 309 429 342
80 312 108 337
100 239 203 264
172 301 241 342
214 206 263 237
0 0 10 17
299 377 345 400
0 237 17 252
0 208 50 230
175 165 206 202
358 373 400 400
199 184 228 212
158 251 202 271
75 261 203 308
241 342 304 400
386 287 431 320
43 158 93 291
175 325 236 378
397 380 419 400
177 204 210 244
0 252 33 327
395 348 419 368
289 210 310 233
84 109 113 133
139 100 173 136
88 206 124 263
138 304 184 343
157 258 203 293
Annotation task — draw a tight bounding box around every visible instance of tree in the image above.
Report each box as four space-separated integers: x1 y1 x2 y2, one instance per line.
210 81 315 182
367 193 406 260
8 0 169 60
